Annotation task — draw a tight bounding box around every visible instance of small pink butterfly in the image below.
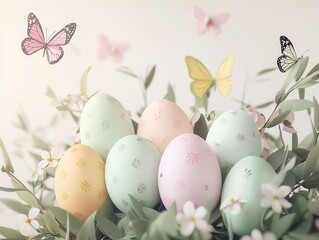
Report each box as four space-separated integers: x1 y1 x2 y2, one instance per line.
21 12 76 64
193 6 230 36
97 34 130 64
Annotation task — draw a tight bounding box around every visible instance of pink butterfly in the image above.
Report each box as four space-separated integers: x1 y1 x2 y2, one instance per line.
193 6 230 36
21 12 76 64
97 34 130 64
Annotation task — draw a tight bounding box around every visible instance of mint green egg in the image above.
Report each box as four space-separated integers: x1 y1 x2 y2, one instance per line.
80 93 134 160
105 135 161 213
221 155 276 236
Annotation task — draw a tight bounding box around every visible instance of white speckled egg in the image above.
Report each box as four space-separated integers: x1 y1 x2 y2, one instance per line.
206 109 261 178
158 133 222 212
105 135 161 213
55 144 107 223
80 93 135 160
137 99 193 153
221 155 276 236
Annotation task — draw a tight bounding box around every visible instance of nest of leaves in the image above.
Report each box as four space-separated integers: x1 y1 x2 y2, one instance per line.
1 55 319 240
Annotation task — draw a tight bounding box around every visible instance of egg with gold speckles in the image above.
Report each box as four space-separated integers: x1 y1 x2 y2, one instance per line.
221 155 276 236
158 133 222 212
55 144 108 223
206 109 262 179
105 135 161 213
80 93 135 160
137 99 193 154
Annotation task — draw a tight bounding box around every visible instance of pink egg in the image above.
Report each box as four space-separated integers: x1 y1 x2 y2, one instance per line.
137 99 193 153
158 133 222 212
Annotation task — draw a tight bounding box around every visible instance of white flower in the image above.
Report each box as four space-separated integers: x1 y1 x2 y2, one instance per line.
261 184 292 213
241 228 277 240
220 195 247 215
176 201 212 240
38 146 64 169
18 207 40 236
31 168 44 182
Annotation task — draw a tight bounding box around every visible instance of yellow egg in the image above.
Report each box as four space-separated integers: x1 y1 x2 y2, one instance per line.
55 144 108 222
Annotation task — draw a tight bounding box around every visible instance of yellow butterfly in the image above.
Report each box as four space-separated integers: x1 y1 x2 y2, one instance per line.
185 55 235 98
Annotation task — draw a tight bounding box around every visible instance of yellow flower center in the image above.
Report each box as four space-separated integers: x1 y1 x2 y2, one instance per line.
230 197 235 204
188 215 195 222
25 218 31 224
26 237 31 240
47 157 53 162
273 194 279 200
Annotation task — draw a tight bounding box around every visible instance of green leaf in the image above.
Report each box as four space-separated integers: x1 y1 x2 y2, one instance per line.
287 232 319 240
313 97 319 131
65 213 70 240
279 99 314 112
144 65 156 89
98 198 115 222
141 207 160 221
117 66 140 79
267 110 291 128
80 66 91 94
272 156 296 186
267 147 285 170
0 186 26 192
0 138 14 173
96 215 124 240
14 114 29 131
129 195 148 221
309 193 319 216
270 213 296 238
163 83 175 102
131 219 149 238
298 132 316 150
292 162 305 182
0 198 29 214
302 139 319 179
193 114 208 139
43 210 61 235
253 100 274 109
0 227 24 238
77 212 97 240
10 180 38 207
257 68 276 76
46 206 82 235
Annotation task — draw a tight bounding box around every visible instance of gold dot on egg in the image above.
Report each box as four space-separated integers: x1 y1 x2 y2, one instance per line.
203 184 209 191
160 172 163 177
252 131 256 137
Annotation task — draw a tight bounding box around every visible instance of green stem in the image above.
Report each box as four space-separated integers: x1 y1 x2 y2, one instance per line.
290 171 319 193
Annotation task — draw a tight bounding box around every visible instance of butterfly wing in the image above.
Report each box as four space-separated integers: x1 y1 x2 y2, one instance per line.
277 36 298 72
215 55 235 96
98 34 113 61
112 42 131 64
21 12 45 55
46 23 76 64
185 56 213 98
193 6 208 34
208 13 230 36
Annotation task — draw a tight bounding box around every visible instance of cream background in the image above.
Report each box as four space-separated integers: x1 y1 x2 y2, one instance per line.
1 0 319 229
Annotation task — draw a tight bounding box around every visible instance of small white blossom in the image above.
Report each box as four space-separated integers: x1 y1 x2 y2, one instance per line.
176 201 212 240
261 184 292 213
38 146 64 169
18 208 40 236
241 228 277 240
220 195 247 215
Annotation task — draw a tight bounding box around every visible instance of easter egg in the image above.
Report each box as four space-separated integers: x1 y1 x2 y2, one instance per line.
158 133 222 212
55 144 107 222
221 155 276 236
105 135 161 213
206 109 261 178
80 93 134 160
137 99 193 153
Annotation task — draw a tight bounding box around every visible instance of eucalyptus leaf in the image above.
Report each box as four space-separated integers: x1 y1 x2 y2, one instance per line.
77 212 97 240
141 207 160 221
302 139 319 179
267 147 285 170
287 232 319 240
253 100 274 109
309 194 319 216
0 227 25 240
43 210 62 235
270 213 296 238
280 57 306 92
193 114 208 139
0 138 14 173
272 156 296 186
293 69 319 89
257 68 276 76
279 99 314 112
10 180 38 207
15 114 28 131
45 87 60 105
117 67 140 79
98 198 115 222
96 215 124 240
163 83 175 102
144 65 156 89
267 110 291 129
0 198 29 214
131 219 149 238
80 66 91 94
65 213 70 240
292 133 298 149
298 132 316 150
313 97 319 131
0 186 26 192
129 194 148 221
45 206 81 235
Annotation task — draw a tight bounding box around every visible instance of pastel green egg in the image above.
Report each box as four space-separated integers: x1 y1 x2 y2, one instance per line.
221 155 276 236
105 135 161 213
80 93 134 160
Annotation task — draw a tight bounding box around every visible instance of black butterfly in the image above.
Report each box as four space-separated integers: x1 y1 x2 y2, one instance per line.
277 35 300 73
